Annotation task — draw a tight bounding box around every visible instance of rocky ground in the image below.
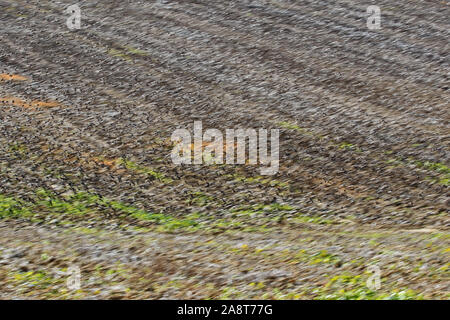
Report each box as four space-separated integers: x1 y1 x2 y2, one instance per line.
0 0 448 299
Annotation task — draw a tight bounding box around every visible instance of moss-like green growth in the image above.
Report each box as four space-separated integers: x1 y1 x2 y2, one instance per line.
338 142 361 152
123 45 148 56
117 158 173 183
279 121 312 135
108 48 132 61
0 189 197 232
0 195 33 218
386 157 449 186
415 161 450 174
291 213 334 225
315 272 423 300
415 161 449 186
10 270 59 290
8 142 28 155
185 191 214 206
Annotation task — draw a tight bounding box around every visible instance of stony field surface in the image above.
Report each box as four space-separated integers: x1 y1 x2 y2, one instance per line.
0 0 448 299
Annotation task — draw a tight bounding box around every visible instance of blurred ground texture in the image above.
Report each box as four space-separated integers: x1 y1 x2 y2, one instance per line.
0 0 448 299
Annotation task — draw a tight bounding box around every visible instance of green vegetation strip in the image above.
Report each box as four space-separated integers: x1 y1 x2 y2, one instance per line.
0 189 197 232
0 190 333 234
117 158 173 183
280 121 449 186
314 272 423 300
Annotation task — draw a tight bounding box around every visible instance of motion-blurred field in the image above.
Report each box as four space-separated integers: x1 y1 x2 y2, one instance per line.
0 0 448 299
